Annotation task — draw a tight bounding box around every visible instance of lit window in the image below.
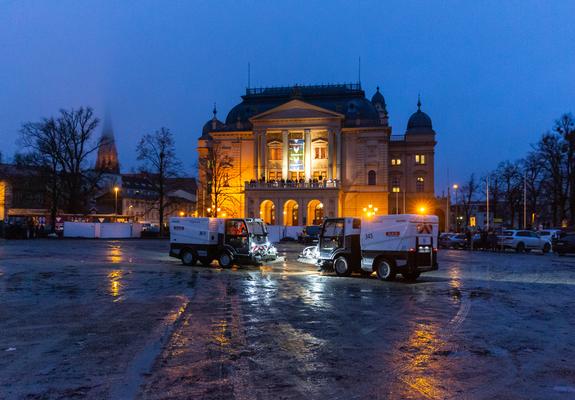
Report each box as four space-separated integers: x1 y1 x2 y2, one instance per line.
416 176 425 192
391 158 402 166
392 186 400 193
415 154 426 165
268 146 282 161
313 171 326 180
314 146 327 159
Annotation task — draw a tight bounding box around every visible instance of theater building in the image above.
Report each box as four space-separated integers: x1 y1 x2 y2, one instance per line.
198 83 438 226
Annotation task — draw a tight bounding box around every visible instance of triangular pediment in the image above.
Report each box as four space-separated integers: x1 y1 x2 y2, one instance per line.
250 100 344 122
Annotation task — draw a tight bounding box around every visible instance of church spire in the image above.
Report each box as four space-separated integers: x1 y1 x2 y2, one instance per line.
417 93 422 111
95 114 120 174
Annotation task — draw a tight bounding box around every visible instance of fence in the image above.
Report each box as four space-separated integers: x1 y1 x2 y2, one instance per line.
267 225 305 243
64 222 142 239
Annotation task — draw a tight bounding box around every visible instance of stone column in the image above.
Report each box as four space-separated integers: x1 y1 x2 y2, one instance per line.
278 199 285 226
305 129 311 181
336 128 342 181
253 131 259 179
297 199 304 226
327 129 334 180
282 130 289 180
260 130 267 180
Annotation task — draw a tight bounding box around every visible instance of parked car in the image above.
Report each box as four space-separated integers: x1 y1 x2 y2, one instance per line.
141 223 161 238
497 230 551 253
439 233 468 249
553 232 575 255
471 233 488 250
439 233 454 249
538 229 562 248
298 225 321 244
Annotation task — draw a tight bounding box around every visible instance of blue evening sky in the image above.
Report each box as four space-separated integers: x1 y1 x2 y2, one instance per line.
1 0 574 193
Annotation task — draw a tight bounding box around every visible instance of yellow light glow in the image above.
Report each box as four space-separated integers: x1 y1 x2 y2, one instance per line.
452 184 458 190
114 186 120 193
363 207 367 212
179 211 185 217
374 207 378 212
0 181 5 221
418 206 426 214
108 270 123 297
222 212 227 217
217 207 221 212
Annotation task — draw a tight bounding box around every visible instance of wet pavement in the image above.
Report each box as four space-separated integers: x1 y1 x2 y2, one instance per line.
0 239 574 399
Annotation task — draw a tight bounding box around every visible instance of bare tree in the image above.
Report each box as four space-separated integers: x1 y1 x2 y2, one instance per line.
521 151 545 227
460 174 478 227
20 108 103 228
496 161 523 228
198 140 240 218
554 113 575 223
535 132 568 226
136 127 181 234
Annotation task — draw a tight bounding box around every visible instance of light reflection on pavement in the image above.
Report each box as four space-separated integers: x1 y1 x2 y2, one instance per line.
0 240 573 399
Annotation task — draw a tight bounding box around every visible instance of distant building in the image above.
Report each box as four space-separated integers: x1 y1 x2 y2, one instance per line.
0 164 50 220
198 83 444 226
93 119 197 223
451 200 495 231
120 174 198 223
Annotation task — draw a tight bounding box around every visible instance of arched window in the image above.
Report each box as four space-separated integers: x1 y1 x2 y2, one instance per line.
416 176 425 192
368 170 376 185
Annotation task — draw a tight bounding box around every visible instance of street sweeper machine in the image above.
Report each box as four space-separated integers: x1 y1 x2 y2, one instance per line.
169 217 277 268
316 214 438 281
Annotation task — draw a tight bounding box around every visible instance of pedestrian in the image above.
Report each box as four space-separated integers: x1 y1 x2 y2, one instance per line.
481 229 488 251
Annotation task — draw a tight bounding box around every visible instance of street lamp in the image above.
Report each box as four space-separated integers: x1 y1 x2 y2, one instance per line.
452 184 459 232
113 186 120 216
364 204 377 218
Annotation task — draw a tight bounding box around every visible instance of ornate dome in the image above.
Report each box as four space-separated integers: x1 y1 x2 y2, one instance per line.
345 98 380 120
200 105 224 140
371 86 386 106
406 97 433 133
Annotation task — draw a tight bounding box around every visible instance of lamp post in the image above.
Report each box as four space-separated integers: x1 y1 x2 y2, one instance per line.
114 186 120 217
452 184 459 232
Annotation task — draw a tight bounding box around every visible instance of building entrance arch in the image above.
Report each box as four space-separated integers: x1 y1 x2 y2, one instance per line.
260 200 276 225
307 199 324 225
283 199 299 226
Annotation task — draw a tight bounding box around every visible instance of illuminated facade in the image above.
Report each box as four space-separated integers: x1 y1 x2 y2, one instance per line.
198 84 437 225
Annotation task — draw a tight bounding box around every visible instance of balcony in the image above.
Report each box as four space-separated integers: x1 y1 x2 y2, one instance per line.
245 179 340 190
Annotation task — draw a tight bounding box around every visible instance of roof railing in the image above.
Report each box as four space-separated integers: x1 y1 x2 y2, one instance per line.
245 83 362 96
244 179 340 190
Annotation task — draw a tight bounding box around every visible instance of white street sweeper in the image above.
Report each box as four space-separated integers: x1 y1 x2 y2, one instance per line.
169 217 277 268
316 214 438 281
